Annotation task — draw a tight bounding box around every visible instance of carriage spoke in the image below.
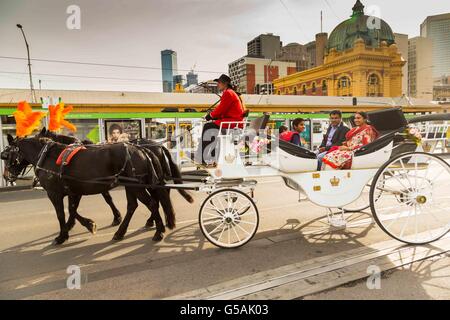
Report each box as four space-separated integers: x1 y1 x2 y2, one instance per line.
217 224 227 242
385 204 414 229
231 224 241 243
203 211 223 218
200 190 259 248
234 221 252 236
237 220 257 226
202 218 223 226
399 206 414 239
418 205 434 240
386 169 410 191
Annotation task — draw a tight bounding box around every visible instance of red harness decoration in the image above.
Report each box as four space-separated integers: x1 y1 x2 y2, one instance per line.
56 146 86 166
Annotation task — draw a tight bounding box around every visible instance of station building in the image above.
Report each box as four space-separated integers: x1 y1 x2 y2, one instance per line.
274 0 406 98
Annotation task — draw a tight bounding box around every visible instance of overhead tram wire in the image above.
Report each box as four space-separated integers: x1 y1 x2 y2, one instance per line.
322 0 343 20
278 0 309 41
0 56 226 75
0 70 165 83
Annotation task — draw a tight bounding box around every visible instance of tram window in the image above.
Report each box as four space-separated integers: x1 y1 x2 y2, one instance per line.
146 120 167 140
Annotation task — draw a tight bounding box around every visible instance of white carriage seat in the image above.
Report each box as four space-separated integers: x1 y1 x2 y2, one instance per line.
270 140 318 173
351 131 398 169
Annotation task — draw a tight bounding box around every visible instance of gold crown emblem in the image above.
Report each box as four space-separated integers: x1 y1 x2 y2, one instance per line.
330 176 340 187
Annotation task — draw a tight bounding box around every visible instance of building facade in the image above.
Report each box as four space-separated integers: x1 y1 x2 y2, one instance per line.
408 37 433 100
229 56 296 94
186 71 198 87
420 13 450 80
273 0 405 98
161 50 178 93
277 43 309 72
434 76 450 101
247 33 282 60
394 33 409 96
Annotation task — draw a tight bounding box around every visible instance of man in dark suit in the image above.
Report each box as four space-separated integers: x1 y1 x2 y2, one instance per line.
317 110 350 170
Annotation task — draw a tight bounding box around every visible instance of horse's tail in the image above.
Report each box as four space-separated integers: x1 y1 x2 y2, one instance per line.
161 146 194 204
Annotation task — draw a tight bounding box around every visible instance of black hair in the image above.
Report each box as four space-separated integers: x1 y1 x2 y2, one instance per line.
109 123 123 135
292 118 305 128
279 125 288 134
330 110 342 118
355 111 369 120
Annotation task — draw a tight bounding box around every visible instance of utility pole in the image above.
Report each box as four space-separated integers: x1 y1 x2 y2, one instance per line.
16 24 36 103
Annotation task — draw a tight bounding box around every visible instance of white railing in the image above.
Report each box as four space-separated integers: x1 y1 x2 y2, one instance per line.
417 122 450 153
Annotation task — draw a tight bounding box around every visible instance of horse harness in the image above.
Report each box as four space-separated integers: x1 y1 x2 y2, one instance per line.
34 141 160 190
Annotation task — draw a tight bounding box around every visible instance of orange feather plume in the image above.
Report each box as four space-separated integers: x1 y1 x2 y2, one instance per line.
13 101 47 138
48 103 77 132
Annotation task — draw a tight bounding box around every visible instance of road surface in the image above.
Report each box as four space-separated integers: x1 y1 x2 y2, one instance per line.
0 177 448 299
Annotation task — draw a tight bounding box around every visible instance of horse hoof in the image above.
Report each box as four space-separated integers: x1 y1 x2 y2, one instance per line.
88 222 97 234
112 233 124 241
53 236 68 245
152 233 164 242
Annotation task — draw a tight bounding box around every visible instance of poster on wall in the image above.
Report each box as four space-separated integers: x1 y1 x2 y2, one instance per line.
104 120 142 143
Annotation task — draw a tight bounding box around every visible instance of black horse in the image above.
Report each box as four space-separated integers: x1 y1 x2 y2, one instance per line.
2 135 173 244
36 129 193 229
34 130 123 228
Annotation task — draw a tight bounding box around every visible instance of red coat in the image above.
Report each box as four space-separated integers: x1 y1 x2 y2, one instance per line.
210 89 245 128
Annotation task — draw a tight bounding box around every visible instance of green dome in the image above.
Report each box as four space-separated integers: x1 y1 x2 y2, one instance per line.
327 0 395 53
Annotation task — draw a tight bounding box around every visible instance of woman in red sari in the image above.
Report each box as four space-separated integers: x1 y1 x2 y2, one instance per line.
322 112 379 170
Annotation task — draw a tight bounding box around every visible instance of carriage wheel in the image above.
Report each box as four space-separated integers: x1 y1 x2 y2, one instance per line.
370 152 450 245
199 189 259 249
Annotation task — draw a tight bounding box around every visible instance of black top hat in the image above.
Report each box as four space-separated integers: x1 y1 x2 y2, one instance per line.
214 74 232 85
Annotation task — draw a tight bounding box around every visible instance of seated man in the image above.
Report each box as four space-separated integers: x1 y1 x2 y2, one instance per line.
280 118 305 147
317 110 350 170
322 111 379 170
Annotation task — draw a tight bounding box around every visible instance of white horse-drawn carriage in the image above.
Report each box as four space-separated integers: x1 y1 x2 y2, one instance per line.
178 108 450 249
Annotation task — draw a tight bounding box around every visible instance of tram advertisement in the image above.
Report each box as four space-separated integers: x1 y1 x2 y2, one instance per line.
105 120 142 143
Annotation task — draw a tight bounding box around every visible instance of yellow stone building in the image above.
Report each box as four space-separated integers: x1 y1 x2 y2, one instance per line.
274 0 406 98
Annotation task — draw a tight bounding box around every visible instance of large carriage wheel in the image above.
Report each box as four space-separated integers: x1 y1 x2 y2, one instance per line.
199 189 259 249
370 152 450 244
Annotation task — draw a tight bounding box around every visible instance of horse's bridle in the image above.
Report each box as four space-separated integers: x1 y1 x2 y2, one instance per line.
1 145 28 182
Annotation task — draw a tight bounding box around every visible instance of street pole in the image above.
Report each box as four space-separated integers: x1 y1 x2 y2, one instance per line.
16 24 36 103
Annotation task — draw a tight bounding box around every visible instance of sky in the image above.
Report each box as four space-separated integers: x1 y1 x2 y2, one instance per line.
0 0 449 93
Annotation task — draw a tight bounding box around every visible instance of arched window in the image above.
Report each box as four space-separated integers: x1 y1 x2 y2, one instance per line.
337 76 352 96
312 82 317 94
302 84 307 95
293 87 298 95
322 80 327 91
367 74 382 97
340 77 351 88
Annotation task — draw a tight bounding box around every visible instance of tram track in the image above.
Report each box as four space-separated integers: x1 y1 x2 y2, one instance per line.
167 234 450 300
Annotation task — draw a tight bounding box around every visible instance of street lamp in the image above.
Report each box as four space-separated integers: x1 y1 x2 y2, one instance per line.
16 24 36 103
